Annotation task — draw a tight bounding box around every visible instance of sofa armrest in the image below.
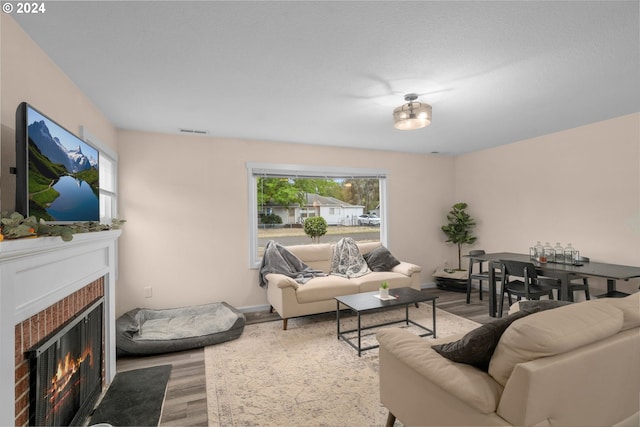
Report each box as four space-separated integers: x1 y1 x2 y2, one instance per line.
265 273 299 290
377 328 503 414
391 261 422 277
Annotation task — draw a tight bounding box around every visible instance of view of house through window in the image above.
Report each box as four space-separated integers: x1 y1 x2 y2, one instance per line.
248 164 387 266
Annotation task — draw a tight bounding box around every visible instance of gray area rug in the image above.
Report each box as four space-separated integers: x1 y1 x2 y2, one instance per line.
205 305 479 427
89 364 172 426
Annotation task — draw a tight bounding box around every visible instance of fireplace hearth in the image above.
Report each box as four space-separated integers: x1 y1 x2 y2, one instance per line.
28 299 103 426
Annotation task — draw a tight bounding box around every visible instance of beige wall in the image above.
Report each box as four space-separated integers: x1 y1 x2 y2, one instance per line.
0 15 117 210
116 130 456 315
454 113 640 294
118 114 640 314
3 13 639 313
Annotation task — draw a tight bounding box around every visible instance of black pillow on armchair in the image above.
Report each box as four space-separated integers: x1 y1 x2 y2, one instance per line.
431 300 571 371
363 245 401 272
431 310 531 371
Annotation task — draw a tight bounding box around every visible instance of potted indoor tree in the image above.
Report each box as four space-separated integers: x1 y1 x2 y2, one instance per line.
436 203 477 291
441 202 477 270
303 216 328 244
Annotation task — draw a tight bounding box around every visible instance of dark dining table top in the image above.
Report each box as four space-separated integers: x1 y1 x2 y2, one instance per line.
467 252 640 281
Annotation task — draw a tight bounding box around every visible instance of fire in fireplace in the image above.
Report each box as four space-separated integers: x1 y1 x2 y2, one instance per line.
28 299 103 426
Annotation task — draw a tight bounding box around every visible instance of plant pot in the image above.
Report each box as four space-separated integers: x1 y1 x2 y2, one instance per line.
379 288 389 298
435 277 468 293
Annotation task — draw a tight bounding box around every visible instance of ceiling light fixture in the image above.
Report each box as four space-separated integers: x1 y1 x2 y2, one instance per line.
392 93 432 130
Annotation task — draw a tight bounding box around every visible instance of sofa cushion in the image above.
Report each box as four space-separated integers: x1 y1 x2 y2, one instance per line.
356 241 382 255
295 275 359 303
391 261 422 276
286 243 333 273
350 272 412 292
431 300 570 371
363 245 401 272
488 300 624 386
594 293 640 331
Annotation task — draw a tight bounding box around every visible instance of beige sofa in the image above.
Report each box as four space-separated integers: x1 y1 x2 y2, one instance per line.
377 293 640 427
264 241 422 330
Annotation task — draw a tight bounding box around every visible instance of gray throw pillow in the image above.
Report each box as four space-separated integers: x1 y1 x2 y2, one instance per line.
363 245 401 272
431 300 572 371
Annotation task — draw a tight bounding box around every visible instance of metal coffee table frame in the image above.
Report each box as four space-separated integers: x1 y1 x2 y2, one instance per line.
335 287 437 356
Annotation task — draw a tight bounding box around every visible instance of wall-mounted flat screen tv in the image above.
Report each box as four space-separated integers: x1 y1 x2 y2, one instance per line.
15 102 100 222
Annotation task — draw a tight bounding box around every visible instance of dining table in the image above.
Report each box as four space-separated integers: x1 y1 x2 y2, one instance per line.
466 252 640 317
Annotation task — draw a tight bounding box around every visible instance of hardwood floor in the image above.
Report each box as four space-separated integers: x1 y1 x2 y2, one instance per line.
425 287 496 325
114 287 493 426
116 347 208 426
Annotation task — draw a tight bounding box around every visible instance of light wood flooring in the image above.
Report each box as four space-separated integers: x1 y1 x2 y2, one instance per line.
115 287 493 426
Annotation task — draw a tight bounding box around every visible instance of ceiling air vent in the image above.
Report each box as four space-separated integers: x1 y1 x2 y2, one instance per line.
179 128 208 135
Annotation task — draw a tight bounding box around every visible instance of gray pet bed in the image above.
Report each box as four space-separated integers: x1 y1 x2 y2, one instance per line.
116 301 245 357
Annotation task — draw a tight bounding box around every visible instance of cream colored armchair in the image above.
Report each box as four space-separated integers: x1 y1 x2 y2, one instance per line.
377 294 640 426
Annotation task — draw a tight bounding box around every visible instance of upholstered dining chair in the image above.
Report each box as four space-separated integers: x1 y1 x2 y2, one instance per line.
466 250 501 304
498 259 555 317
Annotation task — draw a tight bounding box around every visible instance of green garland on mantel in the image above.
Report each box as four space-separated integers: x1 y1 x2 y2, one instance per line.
0 211 125 242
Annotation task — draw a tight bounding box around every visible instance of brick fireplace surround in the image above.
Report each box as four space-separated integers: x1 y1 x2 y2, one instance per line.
0 230 121 426
15 278 105 426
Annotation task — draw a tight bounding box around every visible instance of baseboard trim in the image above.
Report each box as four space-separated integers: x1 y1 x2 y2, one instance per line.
237 304 272 313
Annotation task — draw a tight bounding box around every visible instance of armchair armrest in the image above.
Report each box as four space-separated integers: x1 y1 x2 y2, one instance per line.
392 261 422 277
264 273 300 290
377 328 503 414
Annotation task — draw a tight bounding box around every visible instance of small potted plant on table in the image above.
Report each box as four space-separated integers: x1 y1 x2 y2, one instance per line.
379 281 389 298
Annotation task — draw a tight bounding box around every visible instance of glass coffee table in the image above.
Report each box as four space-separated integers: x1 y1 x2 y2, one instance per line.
335 287 438 356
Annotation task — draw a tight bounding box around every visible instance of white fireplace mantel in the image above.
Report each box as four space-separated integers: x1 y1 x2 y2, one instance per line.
0 230 121 426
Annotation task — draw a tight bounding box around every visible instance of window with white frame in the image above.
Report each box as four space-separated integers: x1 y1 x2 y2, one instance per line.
247 163 387 268
80 127 118 223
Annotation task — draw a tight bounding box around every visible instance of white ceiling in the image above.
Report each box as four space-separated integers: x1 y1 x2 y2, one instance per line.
12 1 640 155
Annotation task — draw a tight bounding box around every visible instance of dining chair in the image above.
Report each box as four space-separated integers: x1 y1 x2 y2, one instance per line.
466 250 501 304
566 256 591 301
567 277 591 301
540 257 591 302
498 259 555 317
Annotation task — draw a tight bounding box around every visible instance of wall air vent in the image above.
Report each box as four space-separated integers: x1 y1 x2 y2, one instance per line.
179 128 208 135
